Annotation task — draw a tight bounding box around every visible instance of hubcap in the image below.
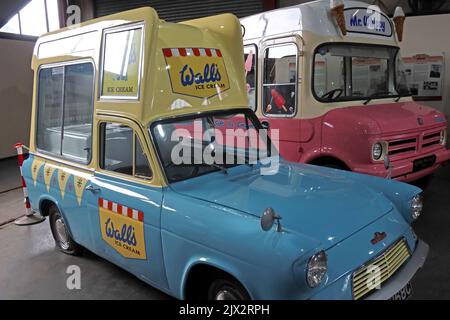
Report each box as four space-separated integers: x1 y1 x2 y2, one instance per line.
215 290 238 300
55 218 70 250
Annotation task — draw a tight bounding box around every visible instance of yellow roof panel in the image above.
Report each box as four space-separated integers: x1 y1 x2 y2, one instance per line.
32 7 247 125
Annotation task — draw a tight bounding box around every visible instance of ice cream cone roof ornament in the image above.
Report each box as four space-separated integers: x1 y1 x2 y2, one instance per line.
330 0 346 36
393 6 405 42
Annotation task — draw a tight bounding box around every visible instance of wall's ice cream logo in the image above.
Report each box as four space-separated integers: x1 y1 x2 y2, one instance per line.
58 169 69 199
163 48 230 99
43 164 57 192
74 176 87 205
31 158 45 186
98 198 146 260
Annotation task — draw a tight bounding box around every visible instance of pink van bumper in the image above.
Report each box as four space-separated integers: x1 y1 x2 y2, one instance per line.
353 147 450 182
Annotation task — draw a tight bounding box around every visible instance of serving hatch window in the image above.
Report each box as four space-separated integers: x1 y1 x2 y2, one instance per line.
101 26 143 99
313 43 410 102
36 62 94 163
263 44 297 117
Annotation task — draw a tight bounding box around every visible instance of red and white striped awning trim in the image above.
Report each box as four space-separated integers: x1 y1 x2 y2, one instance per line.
162 48 222 58
98 198 144 222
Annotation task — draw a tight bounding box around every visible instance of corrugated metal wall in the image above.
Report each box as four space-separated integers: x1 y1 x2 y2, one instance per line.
94 0 264 21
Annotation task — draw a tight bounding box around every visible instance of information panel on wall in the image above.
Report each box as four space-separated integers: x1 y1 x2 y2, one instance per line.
402 54 445 101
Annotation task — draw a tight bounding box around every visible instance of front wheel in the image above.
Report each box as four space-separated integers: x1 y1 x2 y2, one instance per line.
49 204 82 256
322 163 347 170
208 278 250 300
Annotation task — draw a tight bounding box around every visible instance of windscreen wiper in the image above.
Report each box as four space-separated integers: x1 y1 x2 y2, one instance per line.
363 91 393 105
202 162 228 174
394 93 412 102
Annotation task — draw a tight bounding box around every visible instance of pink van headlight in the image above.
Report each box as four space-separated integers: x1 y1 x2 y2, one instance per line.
440 130 447 146
372 142 387 161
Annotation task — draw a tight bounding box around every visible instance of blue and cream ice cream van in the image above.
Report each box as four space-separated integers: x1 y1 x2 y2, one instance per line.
22 7 428 300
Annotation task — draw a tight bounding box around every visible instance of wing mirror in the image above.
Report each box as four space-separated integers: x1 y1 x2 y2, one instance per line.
261 207 283 232
261 120 270 130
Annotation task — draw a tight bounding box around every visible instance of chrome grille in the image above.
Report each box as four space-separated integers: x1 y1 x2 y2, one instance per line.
352 239 411 300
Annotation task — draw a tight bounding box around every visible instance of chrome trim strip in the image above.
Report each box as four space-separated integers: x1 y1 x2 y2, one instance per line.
32 152 95 173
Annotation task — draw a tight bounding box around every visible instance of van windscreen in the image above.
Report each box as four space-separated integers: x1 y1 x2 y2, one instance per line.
313 43 411 102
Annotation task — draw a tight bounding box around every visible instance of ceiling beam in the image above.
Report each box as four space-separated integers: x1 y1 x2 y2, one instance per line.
0 0 32 29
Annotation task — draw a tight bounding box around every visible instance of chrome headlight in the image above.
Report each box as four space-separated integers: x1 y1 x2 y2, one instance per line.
440 130 447 146
372 142 385 161
411 194 423 220
306 251 328 288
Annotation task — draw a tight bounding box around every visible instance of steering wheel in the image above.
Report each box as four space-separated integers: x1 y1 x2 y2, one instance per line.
165 162 199 180
321 88 343 100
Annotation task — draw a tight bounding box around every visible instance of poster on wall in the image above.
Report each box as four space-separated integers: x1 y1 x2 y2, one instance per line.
401 54 445 101
352 58 388 97
313 60 326 96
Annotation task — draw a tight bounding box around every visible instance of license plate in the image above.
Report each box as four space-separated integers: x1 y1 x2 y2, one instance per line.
413 155 436 172
389 282 413 300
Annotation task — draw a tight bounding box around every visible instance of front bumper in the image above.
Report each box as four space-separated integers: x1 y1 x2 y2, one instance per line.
365 239 429 300
353 147 450 182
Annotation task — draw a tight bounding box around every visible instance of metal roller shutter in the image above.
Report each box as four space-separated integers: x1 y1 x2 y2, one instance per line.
94 0 264 22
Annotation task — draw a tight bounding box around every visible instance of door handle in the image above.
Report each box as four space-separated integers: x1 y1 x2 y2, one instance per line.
85 185 101 193
261 120 270 130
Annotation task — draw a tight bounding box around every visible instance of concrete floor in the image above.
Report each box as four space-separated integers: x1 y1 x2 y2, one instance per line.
0 156 449 299
0 222 170 299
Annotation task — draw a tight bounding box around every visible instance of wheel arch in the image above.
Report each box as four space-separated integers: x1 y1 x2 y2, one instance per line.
181 260 252 300
308 155 351 171
38 195 75 237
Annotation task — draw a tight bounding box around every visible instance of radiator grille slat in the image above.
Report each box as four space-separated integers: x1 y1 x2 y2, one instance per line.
352 239 411 300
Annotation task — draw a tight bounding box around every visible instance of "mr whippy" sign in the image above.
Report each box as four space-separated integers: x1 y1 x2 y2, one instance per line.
163 47 230 99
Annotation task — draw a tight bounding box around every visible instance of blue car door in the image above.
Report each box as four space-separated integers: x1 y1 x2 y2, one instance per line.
86 120 168 290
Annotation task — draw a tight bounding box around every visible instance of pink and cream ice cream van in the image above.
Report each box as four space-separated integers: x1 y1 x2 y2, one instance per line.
241 0 450 182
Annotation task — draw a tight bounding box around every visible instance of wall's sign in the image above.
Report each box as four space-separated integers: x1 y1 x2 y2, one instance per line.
344 7 392 37
99 198 146 260
163 47 230 99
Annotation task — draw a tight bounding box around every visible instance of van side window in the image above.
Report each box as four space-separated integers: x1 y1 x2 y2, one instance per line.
36 62 94 163
100 123 152 179
244 44 257 111
263 44 297 117
135 134 152 179
101 26 143 99
37 67 64 155
62 64 95 160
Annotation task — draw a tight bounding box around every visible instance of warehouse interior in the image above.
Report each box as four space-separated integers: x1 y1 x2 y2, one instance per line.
0 0 450 300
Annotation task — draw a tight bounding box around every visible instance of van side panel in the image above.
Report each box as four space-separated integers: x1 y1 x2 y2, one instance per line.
261 118 301 162
22 154 94 248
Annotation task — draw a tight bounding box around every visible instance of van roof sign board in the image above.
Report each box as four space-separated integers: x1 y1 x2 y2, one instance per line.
162 47 231 99
241 0 395 41
345 7 393 37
